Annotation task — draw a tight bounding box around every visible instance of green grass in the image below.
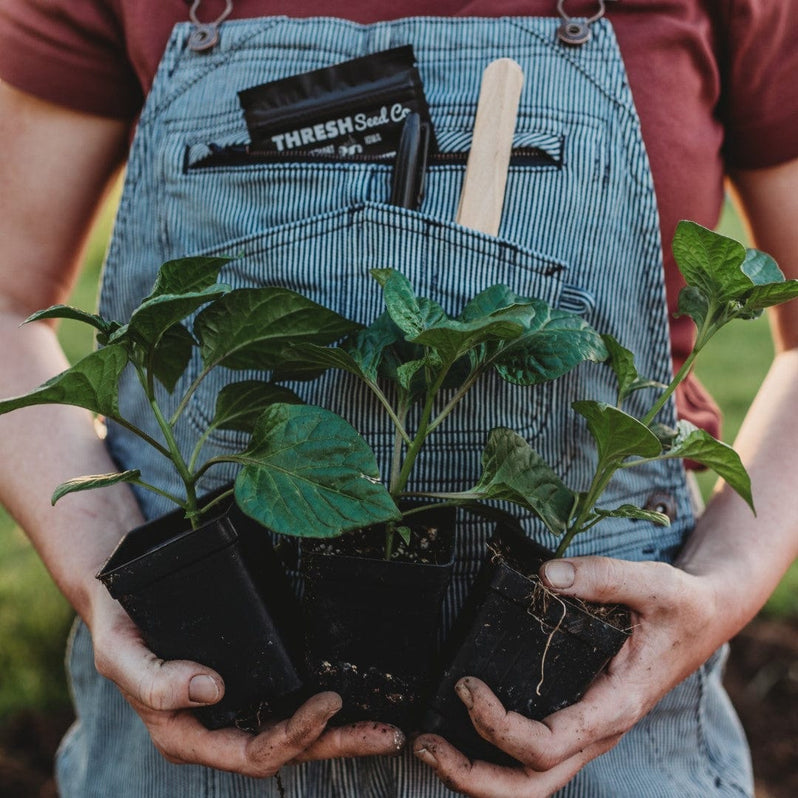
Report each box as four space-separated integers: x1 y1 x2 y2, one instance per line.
0 196 795 719
0 519 75 716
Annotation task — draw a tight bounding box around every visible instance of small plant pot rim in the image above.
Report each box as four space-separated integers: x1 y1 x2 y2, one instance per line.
485 554 631 649
98 510 235 593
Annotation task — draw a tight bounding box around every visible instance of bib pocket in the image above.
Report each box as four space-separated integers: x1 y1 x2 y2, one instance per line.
166 118 588 258
175 201 583 493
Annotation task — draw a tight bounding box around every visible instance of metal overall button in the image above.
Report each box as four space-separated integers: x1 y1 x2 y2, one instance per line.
644 492 678 522
556 0 615 46
188 0 234 53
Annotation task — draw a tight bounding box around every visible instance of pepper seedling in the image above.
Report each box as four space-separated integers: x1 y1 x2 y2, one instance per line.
1 222 792 561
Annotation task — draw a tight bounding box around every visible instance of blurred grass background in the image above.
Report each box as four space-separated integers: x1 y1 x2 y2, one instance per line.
0 195 796 721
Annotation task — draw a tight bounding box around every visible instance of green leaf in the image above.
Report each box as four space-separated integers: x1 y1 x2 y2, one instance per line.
25 305 116 336
493 304 608 385
396 525 412 546
396 358 428 392
196 287 359 372
675 285 713 329
211 380 302 433
650 422 679 447
51 470 141 505
459 284 529 321
277 342 362 382
672 221 750 305
372 269 425 337
742 280 798 316
107 256 233 351
672 223 798 332
573 401 663 463
373 269 449 340
731 248 797 319
602 334 665 404
411 314 524 366
379 335 429 397
343 312 406 383
741 248 784 286
602 334 637 400
596 504 671 526
0 346 128 418
668 422 754 511
126 286 229 348
146 256 232 298
276 312 414 386
234 403 401 538
150 323 196 393
471 428 576 536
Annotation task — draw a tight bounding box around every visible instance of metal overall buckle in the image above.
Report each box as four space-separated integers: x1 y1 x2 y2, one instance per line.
188 0 234 53
556 0 615 46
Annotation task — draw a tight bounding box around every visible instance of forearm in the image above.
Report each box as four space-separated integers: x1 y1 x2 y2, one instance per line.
677 348 798 634
677 159 798 637
0 310 143 623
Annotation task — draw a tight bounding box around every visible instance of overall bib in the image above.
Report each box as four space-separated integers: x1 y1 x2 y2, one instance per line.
56 14 753 797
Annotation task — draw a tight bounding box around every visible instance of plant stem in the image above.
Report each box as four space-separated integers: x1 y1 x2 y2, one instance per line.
130 479 186 509
392 371 447 497
427 366 483 434
191 454 241 481
384 525 395 561
398 498 463 515
640 349 698 427
170 363 213 427
134 361 200 525
388 397 411 495
641 304 720 427
110 417 172 459
365 381 412 446
188 425 215 475
197 486 235 519
553 464 616 558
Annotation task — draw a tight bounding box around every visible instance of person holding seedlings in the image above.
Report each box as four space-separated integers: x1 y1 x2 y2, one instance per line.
0 2 797 797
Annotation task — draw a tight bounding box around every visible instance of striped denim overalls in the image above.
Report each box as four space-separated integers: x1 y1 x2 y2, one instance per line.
55 14 753 797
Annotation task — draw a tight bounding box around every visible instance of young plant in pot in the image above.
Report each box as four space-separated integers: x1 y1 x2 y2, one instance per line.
237 266 611 730
0 255 375 730
423 221 798 765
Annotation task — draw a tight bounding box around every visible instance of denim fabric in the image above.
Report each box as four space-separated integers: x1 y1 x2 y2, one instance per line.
56 15 753 797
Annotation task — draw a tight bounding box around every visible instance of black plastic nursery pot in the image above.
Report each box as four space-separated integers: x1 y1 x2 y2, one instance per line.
425 524 631 766
300 505 456 731
97 491 305 730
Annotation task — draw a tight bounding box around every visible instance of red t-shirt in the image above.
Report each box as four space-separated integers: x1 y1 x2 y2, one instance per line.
2 1 798 436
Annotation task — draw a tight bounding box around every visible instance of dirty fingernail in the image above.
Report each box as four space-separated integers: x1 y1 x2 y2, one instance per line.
455 680 473 709
393 729 406 751
542 560 575 589
414 744 437 765
189 674 220 704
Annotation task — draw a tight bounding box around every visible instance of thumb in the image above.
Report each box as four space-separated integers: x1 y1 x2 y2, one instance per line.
94 621 224 711
539 556 672 607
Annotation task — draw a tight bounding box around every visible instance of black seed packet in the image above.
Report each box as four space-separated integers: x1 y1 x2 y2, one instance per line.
238 46 437 159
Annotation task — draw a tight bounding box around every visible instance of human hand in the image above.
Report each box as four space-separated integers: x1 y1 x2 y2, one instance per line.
413 556 730 797
89 592 405 776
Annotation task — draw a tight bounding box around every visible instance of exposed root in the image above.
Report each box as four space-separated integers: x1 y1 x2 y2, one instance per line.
486 540 503 564
535 592 568 696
